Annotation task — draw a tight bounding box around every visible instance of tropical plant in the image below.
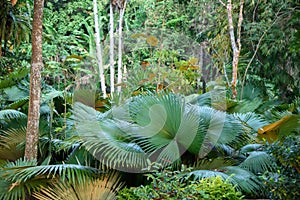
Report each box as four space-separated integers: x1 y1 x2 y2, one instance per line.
262 135 300 200
117 166 244 200
74 92 253 171
0 158 104 200
33 172 123 200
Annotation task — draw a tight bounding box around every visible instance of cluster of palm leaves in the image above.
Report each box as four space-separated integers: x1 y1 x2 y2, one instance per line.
72 91 281 195
1 88 299 199
0 107 123 200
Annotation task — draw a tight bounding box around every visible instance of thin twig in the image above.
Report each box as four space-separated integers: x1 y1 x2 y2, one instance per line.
218 0 226 7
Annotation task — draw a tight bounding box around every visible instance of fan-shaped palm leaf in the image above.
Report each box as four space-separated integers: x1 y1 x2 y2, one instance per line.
3 163 102 185
33 172 123 200
191 157 238 170
0 158 104 200
74 92 248 171
0 159 40 200
186 89 228 111
127 93 245 165
0 109 27 121
73 102 149 171
0 126 26 160
4 96 29 110
233 112 269 132
239 151 275 174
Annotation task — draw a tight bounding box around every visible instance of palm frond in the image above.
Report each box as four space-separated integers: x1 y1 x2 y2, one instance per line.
239 151 275 174
233 112 269 132
229 98 263 113
191 157 238 170
128 93 203 165
41 90 63 104
73 102 149 171
0 127 26 160
33 172 123 200
0 109 27 121
240 144 263 153
214 144 235 156
0 68 29 89
0 178 49 200
186 89 228 111
189 106 246 154
186 92 212 106
3 85 29 102
0 159 38 200
4 96 29 110
0 159 104 200
222 166 263 194
124 93 245 164
2 161 102 186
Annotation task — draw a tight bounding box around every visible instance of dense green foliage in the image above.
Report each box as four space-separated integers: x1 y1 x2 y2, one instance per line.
262 135 300 200
117 168 244 200
0 0 299 199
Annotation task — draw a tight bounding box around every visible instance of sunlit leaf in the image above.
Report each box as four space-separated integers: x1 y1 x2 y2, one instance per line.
188 58 198 65
65 55 84 62
188 65 199 70
130 33 147 38
146 35 158 47
257 115 300 143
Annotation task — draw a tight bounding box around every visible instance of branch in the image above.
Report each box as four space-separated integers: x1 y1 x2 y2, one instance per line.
227 0 237 54
237 0 244 52
218 0 226 7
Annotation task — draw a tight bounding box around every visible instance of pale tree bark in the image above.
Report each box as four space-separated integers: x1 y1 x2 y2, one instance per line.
25 0 44 160
109 1 115 94
117 0 127 93
93 0 107 98
226 0 244 99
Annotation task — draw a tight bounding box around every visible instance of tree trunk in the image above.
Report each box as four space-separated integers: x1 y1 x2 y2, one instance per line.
93 0 107 98
227 0 244 99
24 0 44 160
0 40 2 59
109 1 115 94
117 0 127 93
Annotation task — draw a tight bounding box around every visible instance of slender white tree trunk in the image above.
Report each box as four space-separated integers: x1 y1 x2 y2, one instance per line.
226 0 244 99
25 0 44 160
109 1 115 94
93 0 107 98
117 0 127 93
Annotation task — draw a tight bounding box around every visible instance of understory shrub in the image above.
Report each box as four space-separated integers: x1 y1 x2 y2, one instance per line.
262 135 300 200
117 169 243 200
